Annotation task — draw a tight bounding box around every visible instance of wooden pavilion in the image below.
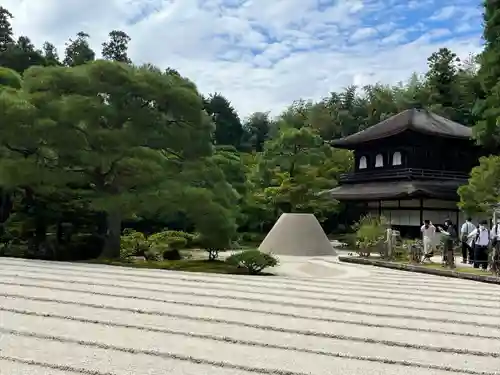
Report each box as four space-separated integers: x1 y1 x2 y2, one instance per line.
327 108 486 237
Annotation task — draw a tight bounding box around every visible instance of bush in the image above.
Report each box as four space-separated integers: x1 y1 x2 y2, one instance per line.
148 230 190 255
165 236 188 250
0 67 22 89
226 250 279 275
144 249 162 261
352 215 389 257
120 229 196 261
120 229 150 259
162 248 182 260
239 232 265 244
163 231 195 247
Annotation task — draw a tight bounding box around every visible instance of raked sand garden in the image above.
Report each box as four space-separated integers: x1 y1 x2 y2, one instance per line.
1 255 500 375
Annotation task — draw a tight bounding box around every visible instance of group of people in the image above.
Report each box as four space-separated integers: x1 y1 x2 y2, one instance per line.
420 218 500 270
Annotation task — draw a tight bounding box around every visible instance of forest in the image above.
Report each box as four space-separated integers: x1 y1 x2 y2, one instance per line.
0 1 499 263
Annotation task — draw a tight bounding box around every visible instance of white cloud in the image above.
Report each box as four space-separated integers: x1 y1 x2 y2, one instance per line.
350 27 378 42
429 6 458 21
2 0 482 118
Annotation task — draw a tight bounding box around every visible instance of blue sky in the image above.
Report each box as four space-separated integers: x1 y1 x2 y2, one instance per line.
4 0 483 117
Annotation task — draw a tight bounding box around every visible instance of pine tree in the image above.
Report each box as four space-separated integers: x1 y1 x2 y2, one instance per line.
42 42 60 66
474 0 500 147
102 30 131 63
0 6 13 53
63 32 95 66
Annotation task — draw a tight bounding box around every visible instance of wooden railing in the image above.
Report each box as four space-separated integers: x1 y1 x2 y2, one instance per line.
340 168 469 183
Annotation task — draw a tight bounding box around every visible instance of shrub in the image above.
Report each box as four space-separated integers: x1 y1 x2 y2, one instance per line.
120 229 150 259
239 232 265 244
352 215 389 257
0 67 22 89
149 231 188 251
163 231 195 247
120 229 193 261
144 249 162 261
162 249 182 260
226 250 279 275
161 235 187 260
165 236 188 250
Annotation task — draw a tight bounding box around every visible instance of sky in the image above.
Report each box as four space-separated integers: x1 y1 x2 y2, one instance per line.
3 0 483 118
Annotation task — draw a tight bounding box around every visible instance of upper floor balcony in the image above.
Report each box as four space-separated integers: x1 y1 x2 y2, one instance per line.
339 168 469 183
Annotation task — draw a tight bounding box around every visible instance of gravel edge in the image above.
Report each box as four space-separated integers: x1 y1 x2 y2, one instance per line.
338 257 500 285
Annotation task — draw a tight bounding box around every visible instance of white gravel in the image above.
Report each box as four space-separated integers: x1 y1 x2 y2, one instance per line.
4 270 498 317
2 269 499 315
2 280 498 327
2 261 499 307
0 256 498 375
1 306 499 373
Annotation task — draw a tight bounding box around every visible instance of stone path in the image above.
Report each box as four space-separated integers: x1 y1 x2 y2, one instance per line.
0 256 499 374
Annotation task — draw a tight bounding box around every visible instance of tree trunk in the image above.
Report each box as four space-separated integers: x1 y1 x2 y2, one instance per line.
0 189 12 223
34 217 49 258
100 210 121 259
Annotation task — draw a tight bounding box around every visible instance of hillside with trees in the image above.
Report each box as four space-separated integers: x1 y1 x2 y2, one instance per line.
0 1 497 263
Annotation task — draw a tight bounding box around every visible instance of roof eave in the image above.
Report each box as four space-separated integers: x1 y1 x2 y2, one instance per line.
329 128 408 148
329 129 473 148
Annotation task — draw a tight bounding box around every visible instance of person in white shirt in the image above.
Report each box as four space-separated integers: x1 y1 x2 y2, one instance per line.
460 217 476 264
420 220 436 257
467 220 491 270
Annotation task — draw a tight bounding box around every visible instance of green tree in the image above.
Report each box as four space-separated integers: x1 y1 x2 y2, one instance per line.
243 112 270 151
42 42 60 66
392 73 431 110
212 146 248 196
102 30 131 63
458 155 500 214
474 0 500 147
63 32 95 67
8 36 46 73
0 6 14 53
257 126 350 221
23 61 214 258
0 67 73 255
426 48 459 114
204 93 244 149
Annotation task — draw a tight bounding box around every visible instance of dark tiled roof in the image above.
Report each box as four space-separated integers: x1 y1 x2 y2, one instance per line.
330 109 472 148
327 180 463 201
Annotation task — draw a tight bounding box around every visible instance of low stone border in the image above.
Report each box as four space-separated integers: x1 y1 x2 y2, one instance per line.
338 256 500 285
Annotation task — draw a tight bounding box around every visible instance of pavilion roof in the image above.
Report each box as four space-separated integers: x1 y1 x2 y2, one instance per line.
330 108 472 148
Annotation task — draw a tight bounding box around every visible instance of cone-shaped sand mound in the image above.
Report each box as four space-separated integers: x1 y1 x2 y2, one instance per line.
258 213 336 256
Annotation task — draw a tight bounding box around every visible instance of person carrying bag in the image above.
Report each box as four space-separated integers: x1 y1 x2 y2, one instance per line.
437 219 457 268
460 218 475 264
467 220 491 270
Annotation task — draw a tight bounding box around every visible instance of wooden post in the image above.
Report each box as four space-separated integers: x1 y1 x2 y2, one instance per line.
419 198 423 225
386 228 392 259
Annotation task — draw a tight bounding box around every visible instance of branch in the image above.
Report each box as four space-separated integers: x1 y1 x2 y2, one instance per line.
3 143 37 158
69 124 97 152
102 157 125 178
160 148 184 161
